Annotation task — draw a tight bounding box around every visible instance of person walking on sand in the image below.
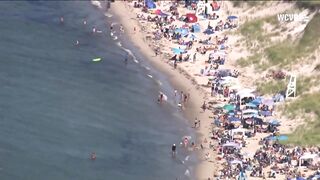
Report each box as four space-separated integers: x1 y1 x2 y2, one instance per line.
194 118 198 128
202 101 207 112
193 53 197 63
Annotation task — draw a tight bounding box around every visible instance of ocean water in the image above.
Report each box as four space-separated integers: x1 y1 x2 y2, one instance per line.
0 1 196 180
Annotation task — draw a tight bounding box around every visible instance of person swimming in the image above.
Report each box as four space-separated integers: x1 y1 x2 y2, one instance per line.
60 16 64 23
90 152 96 160
75 40 80 46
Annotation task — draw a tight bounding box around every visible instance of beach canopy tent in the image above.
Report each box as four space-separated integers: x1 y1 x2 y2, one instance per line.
236 89 254 99
222 142 241 149
185 13 198 23
172 48 186 55
145 0 156 9
175 28 189 37
299 153 319 167
191 24 201 32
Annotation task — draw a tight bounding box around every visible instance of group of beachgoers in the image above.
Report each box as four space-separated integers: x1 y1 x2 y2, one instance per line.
128 0 320 180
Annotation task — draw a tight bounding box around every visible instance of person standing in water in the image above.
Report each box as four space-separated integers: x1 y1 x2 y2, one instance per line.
124 53 128 65
171 144 176 157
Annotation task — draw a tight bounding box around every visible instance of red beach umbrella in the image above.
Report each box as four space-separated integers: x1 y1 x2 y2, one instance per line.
186 13 198 23
155 9 162 15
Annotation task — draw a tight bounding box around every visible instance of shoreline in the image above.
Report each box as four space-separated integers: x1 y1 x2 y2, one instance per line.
110 1 217 179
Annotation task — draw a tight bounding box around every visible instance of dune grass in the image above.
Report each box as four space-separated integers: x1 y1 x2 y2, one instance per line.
256 75 316 96
283 92 320 145
265 13 320 67
240 19 264 42
236 53 262 67
256 79 287 95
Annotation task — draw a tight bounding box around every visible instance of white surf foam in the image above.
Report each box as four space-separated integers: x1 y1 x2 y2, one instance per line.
157 80 162 86
116 42 122 47
91 0 102 8
104 12 113 18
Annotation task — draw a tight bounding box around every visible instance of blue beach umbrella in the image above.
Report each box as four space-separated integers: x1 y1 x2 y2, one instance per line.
172 48 185 55
268 135 288 141
269 119 280 126
251 99 262 105
228 116 240 122
246 103 257 108
228 15 238 20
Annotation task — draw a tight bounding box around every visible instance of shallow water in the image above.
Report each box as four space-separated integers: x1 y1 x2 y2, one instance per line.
0 1 196 180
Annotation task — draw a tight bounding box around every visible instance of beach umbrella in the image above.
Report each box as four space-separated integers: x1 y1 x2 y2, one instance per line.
160 12 169 17
172 48 185 55
223 104 235 111
260 110 272 117
268 135 288 141
251 99 261 105
245 103 257 108
228 15 238 20
155 9 161 15
269 119 280 126
228 116 240 122
185 13 198 23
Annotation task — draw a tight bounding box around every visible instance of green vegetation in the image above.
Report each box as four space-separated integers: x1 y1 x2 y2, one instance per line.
283 92 320 145
240 19 263 40
265 13 320 67
256 75 318 96
296 1 320 10
256 79 287 95
236 53 262 67
231 0 267 7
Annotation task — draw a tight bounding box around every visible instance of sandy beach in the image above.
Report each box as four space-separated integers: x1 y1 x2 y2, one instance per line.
107 1 320 180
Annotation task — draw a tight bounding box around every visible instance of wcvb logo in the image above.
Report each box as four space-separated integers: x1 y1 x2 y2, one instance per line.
277 13 309 22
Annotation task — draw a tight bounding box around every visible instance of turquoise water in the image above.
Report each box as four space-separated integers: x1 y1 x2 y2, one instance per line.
0 1 195 180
